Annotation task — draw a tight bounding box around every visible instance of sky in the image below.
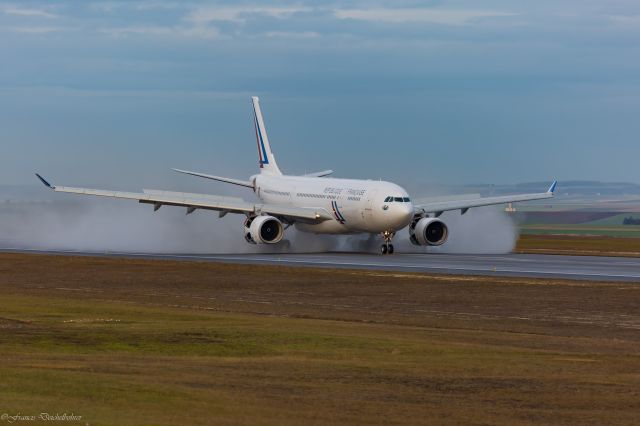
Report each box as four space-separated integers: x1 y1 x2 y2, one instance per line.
1 0 640 192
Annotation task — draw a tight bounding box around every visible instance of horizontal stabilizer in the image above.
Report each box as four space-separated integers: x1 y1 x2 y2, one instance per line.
304 170 334 178
143 189 245 203
172 168 253 188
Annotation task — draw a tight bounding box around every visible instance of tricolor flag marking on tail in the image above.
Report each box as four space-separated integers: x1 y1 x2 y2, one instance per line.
251 96 282 175
253 109 269 167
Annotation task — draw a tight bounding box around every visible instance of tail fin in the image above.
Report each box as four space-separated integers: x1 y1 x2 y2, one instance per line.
252 96 282 175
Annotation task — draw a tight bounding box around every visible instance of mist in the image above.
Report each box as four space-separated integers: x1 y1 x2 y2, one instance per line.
398 207 518 254
0 199 517 254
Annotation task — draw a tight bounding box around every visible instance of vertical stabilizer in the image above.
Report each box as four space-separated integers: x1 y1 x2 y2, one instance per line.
252 96 282 175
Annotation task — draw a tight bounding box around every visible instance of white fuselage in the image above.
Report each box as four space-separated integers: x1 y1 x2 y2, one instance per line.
253 174 414 234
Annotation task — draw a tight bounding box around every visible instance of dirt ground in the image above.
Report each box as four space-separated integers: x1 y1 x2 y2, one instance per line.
1 253 639 425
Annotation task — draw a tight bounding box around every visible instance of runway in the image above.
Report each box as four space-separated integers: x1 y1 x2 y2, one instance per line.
2 248 639 281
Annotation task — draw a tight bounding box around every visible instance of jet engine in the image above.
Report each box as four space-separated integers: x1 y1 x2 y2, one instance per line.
244 215 284 244
409 217 448 246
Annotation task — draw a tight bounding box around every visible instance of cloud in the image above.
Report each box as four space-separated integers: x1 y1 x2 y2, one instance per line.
2 25 65 33
95 4 312 40
264 31 320 38
185 5 311 24
100 25 176 37
99 25 220 39
608 14 640 27
102 5 314 40
2 0 640 186
334 8 517 25
2 7 58 19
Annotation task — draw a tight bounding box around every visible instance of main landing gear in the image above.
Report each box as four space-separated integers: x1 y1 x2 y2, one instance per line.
380 231 395 255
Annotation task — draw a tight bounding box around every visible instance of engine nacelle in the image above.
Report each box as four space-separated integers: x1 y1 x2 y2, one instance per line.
409 217 448 246
244 215 284 244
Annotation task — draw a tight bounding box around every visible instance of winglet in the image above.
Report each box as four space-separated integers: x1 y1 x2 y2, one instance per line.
35 173 54 189
547 180 557 194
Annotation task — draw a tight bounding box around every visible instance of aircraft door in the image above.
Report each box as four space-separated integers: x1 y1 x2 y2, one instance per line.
363 189 377 222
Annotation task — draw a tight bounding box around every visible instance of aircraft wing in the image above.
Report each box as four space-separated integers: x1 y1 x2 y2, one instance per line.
35 174 332 222
415 181 557 216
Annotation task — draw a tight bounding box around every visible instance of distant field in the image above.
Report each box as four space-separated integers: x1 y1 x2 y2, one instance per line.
516 234 640 257
1 253 639 425
587 213 640 226
519 224 640 237
515 208 640 237
516 211 617 225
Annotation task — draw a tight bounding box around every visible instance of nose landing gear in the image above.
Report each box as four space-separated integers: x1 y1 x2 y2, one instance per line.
380 231 395 255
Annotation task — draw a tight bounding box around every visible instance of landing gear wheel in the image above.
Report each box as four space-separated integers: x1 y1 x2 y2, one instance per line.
380 231 396 255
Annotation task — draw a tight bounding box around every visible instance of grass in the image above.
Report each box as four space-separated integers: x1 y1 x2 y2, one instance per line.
1 253 640 425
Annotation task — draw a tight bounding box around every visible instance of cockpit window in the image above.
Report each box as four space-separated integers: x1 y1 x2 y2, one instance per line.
385 196 411 202
385 196 412 202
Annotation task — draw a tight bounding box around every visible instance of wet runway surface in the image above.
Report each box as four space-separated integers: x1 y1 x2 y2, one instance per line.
2 248 640 281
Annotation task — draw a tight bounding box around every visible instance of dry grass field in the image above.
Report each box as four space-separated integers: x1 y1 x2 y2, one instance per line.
1 253 639 425
516 234 640 257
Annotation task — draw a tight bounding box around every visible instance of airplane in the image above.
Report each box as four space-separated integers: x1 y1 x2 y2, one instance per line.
36 96 557 255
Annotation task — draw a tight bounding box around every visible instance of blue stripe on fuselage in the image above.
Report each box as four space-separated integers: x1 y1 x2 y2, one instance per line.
332 201 346 223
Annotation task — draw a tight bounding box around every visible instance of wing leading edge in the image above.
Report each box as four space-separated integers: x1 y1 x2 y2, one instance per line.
35 174 332 222
415 181 557 216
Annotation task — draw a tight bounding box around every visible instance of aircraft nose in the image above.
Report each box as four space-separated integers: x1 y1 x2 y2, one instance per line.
390 202 413 229
401 203 414 224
